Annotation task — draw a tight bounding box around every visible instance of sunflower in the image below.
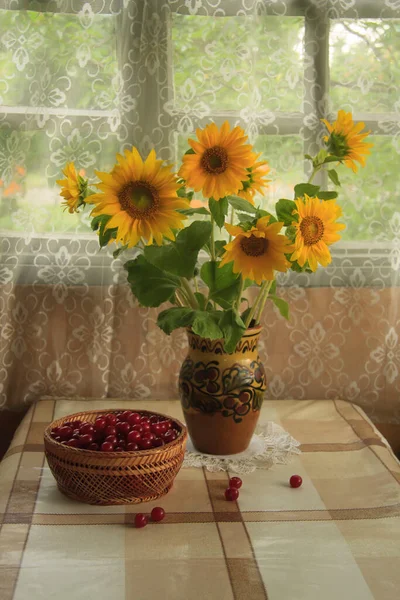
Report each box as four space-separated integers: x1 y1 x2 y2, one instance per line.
56 162 85 213
220 216 294 284
290 194 346 272
86 148 188 247
178 121 256 200
321 110 373 173
237 158 270 204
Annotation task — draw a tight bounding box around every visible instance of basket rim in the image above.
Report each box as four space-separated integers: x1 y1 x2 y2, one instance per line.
44 408 187 458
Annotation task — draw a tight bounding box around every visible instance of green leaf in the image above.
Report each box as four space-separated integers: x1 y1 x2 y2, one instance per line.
255 209 277 223
304 154 313 161
315 149 328 165
124 255 180 307
179 207 209 216
203 239 226 258
317 191 338 200
328 169 341 187
194 292 207 311
91 214 118 247
294 183 320 198
185 148 195 155
269 296 290 320
241 306 252 324
144 221 212 279
192 312 223 339
228 196 258 215
275 199 297 226
200 261 241 309
218 309 246 354
270 280 277 295
289 259 306 273
113 244 129 259
157 307 195 335
91 214 109 231
209 197 229 228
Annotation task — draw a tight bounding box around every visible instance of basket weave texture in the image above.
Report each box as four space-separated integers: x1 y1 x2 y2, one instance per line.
44 409 187 505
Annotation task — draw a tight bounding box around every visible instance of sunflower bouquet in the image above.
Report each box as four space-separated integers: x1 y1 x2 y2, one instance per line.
58 110 372 352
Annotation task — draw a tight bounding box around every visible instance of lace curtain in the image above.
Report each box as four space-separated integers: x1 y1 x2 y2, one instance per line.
1 0 400 448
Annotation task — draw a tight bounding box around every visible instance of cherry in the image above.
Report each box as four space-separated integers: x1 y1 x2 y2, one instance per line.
120 410 132 422
65 438 79 448
54 436 62 442
152 437 164 448
94 418 106 431
88 443 99 451
127 413 141 426
127 430 141 443
163 430 177 444
142 432 155 441
79 433 94 447
134 513 148 528
72 429 81 438
151 507 165 522
116 422 131 436
229 477 242 489
225 488 239 501
290 475 302 488
141 422 151 432
51 427 60 436
149 415 159 424
126 442 139 451
140 416 150 424
80 423 94 435
58 426 73 440
105 435 117 446
114 447 124 452
151 423 162 436
138 438 153 450
158 422 168 435
104 425 117 437
101 442 114 452
104 414 117 426
93 429 104 442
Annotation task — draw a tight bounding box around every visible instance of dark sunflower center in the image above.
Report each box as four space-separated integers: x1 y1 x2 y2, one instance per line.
118 181 159 219
327 132 349 158
240 235 269 257
300 216 324 246
201 146 228 174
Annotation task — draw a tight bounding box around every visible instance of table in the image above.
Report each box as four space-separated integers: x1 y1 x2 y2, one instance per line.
1 398 400 600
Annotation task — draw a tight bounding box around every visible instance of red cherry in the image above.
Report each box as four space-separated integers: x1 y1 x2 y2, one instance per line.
140 416 150 424
116 422 131 435
161 419 172 430
163 430 177 444
88 443 99 451
105 414 117 426
135 513 148 528
93 429 104 442
127 430 141 443
79 433 94 447
104 425 117 437
120 410 132 422
94 418 106 431
127 413 141 426
80 423 94 435
152 437 164 448
58 426 73 440
51 427 60 436
150 423 162 436
126 442 139 451
114 447 124 452
141 422 151 432
225 488 239 501
151 507 165 522
138 438 153 450
290 475 303 488
105 435 117 446
229 477 242 489
142 432 155 441
101 442 114 452
149 415 159 424
65 438 79 448
54 436 62 442
158 422 168 435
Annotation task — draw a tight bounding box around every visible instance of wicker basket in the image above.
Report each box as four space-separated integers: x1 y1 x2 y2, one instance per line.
44 409 187 505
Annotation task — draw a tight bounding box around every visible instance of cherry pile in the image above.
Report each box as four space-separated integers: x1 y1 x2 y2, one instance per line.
49 411 180 452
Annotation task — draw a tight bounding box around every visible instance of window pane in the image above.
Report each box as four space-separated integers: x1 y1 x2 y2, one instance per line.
0 9 118 110
336 136 399 241
172 15 304 115
330 19 400 113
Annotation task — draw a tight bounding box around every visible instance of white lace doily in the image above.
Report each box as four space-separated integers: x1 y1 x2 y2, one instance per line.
183 421 301 474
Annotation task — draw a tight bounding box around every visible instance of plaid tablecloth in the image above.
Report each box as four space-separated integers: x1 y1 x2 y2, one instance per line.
1 398 400 600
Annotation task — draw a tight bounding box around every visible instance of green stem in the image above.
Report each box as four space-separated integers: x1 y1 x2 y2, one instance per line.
254 279 274 324
235 276 245 313
244 281 269 329
210 215 216 261
180 277 199 310
228 206 235 242
308 165 321 184
175 291 186 307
